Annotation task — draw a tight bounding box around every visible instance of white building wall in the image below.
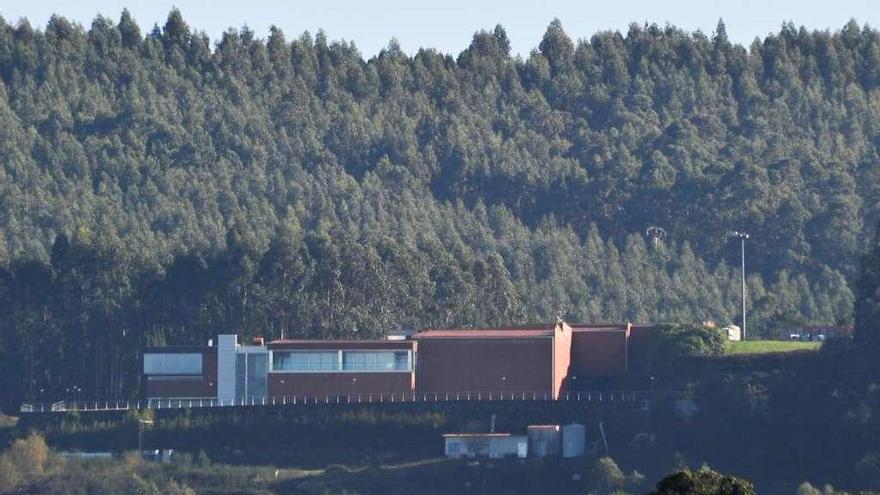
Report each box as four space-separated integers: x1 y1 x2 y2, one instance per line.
562 423 586 458
217 335 238 404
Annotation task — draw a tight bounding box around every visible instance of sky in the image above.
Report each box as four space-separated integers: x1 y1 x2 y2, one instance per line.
1 0 878 58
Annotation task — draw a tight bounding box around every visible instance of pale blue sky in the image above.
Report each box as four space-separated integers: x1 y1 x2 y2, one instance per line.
1 0 877 58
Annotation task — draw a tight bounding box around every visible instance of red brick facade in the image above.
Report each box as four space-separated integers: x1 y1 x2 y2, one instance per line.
415 338 553 396
414 323 573 399
570 327 629 376
267 372 414 397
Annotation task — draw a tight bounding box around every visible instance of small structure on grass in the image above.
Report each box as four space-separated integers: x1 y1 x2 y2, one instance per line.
562 423 586 458
723 324 742 341
443 433 528 459
527 425 561 458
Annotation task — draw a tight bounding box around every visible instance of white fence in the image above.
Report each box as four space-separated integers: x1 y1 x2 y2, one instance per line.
20 390 656 414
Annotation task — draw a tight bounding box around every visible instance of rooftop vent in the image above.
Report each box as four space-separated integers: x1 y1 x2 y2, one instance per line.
386 329 415 341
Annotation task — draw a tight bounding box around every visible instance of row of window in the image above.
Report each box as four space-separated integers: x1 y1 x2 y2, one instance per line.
235 352 268 399
271 351 411 372
142 350 411 375
144 353 203 375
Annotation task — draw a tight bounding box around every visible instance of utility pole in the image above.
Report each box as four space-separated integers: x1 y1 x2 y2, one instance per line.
646 226 667 250
138 419 154 453
731 231 750 340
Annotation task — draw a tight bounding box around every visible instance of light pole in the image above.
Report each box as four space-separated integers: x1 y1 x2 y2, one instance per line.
646 226 667 250
138 419 154 453
731 231 750 340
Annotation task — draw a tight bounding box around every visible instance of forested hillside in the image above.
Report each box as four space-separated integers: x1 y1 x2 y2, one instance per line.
0 11 877 404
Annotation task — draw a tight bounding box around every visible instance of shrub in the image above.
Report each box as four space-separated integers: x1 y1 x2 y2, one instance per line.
796 482 822 495
0 455 21 492
589 456 646 495
166 479 196 495
638 323 728 375
122 450 143 468
8 432 49 478
131 473 162 495
196 449 211 467
651 467 755 495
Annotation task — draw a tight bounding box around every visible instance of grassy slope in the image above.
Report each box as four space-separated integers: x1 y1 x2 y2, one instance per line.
14 456 599 495
0 414 17 429
727 340 821 355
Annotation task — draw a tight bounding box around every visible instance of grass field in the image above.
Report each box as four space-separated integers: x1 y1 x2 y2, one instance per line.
727 340 821 355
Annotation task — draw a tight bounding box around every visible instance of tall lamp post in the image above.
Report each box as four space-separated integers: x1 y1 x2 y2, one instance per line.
138 419 154 453
731 231 750 340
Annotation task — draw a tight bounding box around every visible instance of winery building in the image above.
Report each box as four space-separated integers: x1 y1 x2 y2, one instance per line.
142 321 652 402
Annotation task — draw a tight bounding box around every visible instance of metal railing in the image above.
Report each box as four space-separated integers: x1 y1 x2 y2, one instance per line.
20 390 656 414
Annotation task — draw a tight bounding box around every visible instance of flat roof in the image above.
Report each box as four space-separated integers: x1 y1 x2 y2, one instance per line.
269 339 405 344
268 340 415 350
143 346 212 354
442 433 515 437
414 325 557 339
572 326 628 332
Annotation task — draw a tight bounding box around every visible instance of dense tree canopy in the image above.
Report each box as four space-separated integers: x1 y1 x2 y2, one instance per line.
651 468 755 495
0 12 877 406
854 219 880 348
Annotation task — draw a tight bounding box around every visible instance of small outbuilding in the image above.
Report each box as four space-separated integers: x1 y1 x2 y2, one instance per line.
723 324 742 342
562 423 586 458
527 424 561 458
443 433 528 459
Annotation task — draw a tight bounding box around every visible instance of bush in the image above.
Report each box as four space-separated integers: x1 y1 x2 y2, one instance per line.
662 324 728 357
0 433 48 492
638 323 728 375
589 456 646 495
651 467 755 495
0 455 21 492
797 482 822 495
8 432 49 478
122 450 143 467
166 479 197 495
196 449 211 467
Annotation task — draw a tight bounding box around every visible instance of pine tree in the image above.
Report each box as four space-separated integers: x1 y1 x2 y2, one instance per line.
854 220 880 347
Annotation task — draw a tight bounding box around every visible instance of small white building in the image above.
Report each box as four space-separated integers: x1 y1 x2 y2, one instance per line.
562 423 586 458
723 324 742 342
527 425 561 458
443 433 528 459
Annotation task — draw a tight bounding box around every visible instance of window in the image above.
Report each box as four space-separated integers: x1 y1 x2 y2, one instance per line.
236 352 268 399
270 350 411 372
272 351 338 371
447 440 463 455
394 351 410 370
143 353 202 375
342 351 410 371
